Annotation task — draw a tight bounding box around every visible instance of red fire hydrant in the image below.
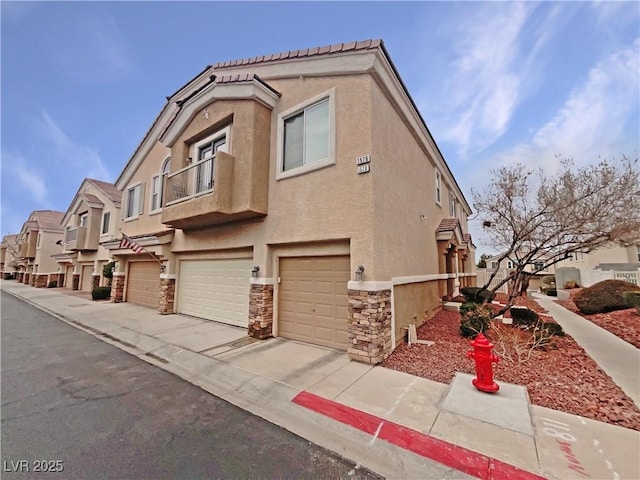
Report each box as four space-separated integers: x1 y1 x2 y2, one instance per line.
467 332 500 393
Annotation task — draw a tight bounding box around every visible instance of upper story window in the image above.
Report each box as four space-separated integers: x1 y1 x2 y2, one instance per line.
189 128 229 195
36 232 41 249
124 182 144 220
277 90 335 180
435 170 442 205
449 191 457 217
79 212 88 227
101 211 111 235
151 157 171 213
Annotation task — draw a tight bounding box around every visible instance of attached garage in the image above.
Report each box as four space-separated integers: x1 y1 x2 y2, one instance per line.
65 265 74 287
126 261 161 308
81 265 93 292
178 259 251 327
278 255 350 350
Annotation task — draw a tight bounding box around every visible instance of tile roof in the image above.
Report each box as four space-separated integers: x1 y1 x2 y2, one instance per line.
214 73 280 95
32 210 65 231
436 218 461 233
87 178 122 204
463 233 472 243
80 193 104 206
2 234 18 243
212 39 383 70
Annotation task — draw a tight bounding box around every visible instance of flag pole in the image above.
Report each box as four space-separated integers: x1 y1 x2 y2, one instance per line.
119 233 164 269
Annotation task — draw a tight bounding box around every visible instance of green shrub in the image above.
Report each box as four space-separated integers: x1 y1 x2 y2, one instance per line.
460 304 493 338
623 291 640 314
459 302 479 316
92 286 111 300
564 280 580 289
47 280 57 288
542 275 556 286
574 280 640 314
545 289 557 297
461 287 495 304
510 307 539 326
542 322 564 337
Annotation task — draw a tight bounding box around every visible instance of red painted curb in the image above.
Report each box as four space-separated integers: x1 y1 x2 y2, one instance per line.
292 391 545 480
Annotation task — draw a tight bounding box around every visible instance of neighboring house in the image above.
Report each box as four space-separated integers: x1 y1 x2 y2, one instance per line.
14 210 64 287
1 234 19 278
55 178 122 291
555 242 640 286
480 253 556 293
102 39 475 365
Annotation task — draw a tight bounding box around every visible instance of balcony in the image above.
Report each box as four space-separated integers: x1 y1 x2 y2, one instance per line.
64 225 98 251
19 233 37 258
161 151 268 230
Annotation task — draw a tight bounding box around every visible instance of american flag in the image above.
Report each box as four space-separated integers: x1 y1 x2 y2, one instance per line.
119 234 145 255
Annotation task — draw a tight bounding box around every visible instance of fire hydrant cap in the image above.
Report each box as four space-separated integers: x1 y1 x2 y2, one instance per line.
470 332 494 349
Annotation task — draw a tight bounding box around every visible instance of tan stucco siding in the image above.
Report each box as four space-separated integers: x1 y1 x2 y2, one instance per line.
393 281 442 345
35 231 63 273
120 141 171 237
369 80 448 279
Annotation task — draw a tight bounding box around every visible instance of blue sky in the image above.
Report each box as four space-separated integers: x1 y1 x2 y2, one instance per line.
2 1 639 254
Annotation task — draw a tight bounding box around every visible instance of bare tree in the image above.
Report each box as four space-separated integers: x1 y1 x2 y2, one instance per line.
473 155 640 315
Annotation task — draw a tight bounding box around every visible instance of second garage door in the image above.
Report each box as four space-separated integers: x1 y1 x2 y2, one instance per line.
178 259 252 327
81 265 93 292
127 261 160 308
278 256 350 350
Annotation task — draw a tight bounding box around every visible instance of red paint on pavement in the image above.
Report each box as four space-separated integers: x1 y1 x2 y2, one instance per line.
292 391 546 480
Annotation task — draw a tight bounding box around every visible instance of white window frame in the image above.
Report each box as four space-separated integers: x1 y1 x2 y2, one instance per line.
435 170 442 206
190 126 230 161
150 156 170 215
79 212 88 227
449 191 457 217
101 211 111 236
36 232 41 249
124 182 144 221
637 246 640 262
276 89 336 181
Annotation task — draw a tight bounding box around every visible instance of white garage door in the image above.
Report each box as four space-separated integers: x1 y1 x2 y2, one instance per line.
278 256 350 350
178 259 252 327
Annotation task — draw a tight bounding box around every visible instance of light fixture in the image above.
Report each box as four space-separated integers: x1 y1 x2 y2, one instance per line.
160 264 167 273
355 265 364 281
252 265 260 278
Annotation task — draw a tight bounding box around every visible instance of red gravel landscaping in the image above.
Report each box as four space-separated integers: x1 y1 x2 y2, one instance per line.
381 297 640 431
555 291 640 349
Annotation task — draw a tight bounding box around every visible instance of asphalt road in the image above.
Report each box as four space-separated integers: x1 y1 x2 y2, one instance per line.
1 292 380 479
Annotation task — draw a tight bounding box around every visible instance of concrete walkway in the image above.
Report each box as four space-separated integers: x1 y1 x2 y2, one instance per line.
3 280 639 480
532 292 640 408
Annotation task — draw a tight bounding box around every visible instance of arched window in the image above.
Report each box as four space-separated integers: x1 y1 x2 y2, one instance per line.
151 157 171 212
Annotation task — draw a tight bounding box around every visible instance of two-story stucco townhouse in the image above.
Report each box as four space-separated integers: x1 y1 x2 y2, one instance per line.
53 178 122 292
14 210 64 287
1 234 19 279
102 39 476 364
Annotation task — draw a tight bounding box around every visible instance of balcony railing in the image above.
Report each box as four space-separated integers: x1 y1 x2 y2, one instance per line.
165 158 214 205
65 227 78 243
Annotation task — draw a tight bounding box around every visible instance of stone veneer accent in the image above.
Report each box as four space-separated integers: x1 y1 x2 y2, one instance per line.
248 284 273 339
23 273 30 284
158 277 176 314
72 274 80 290
110 274 125 303
34 274 49 288
347 289 393 364
30 273 36 286
17 272 24 283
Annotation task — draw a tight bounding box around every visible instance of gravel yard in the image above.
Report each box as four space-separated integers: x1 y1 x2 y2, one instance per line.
382 294 640 431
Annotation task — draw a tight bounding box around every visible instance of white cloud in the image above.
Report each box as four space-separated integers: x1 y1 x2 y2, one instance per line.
39 111 111 181
2 151 50 208
415 3 568 159
493 38 640 174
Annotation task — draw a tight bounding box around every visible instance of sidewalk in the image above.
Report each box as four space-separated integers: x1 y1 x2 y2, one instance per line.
532 292 640 407
2 281 639 480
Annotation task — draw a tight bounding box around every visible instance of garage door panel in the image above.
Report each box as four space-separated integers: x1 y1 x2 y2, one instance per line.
81 265 93 292
278 255 350 350
178 259 251 327
127 262 160 308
